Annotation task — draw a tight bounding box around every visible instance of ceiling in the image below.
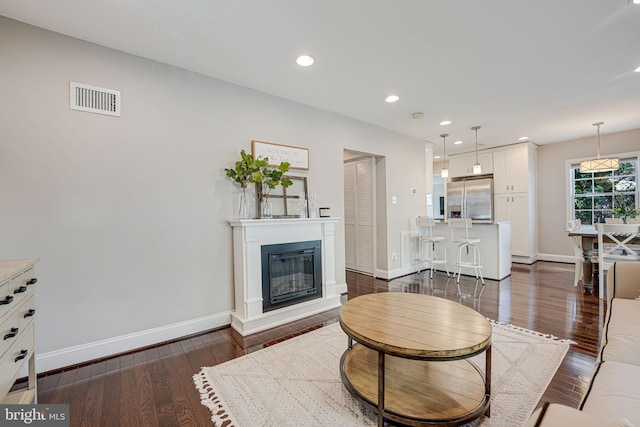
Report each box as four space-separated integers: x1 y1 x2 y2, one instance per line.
1 0 640 156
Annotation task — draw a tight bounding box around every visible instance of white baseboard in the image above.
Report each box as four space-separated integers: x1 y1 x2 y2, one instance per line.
36 311 232 373
376 265 421 280
537 253 575 264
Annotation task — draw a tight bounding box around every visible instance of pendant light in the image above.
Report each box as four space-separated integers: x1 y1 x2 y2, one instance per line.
471 125 482 174
579 122 619 173
440 133 449 178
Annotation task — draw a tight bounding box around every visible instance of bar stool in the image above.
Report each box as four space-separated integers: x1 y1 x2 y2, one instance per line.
448 218 485 285
416 216 450 279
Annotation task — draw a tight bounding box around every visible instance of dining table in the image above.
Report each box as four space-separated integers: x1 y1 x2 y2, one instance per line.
568 225 599 293
568 224 640 297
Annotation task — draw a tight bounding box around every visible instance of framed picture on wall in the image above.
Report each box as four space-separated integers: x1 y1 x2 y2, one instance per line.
252 140 309 170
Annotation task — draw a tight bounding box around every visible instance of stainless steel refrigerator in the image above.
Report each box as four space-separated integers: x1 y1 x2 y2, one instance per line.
446 176 494 223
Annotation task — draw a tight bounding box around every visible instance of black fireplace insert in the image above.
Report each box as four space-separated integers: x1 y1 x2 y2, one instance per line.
261 240 322 312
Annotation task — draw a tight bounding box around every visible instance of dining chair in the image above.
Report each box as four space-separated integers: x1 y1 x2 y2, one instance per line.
628 218 640 224
567 219 583 287
597 223 640 298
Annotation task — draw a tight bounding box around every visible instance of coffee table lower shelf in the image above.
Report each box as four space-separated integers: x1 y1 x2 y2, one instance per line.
340 344 490 426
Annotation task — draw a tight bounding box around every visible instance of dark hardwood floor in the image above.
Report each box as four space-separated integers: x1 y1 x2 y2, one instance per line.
35 262 602 426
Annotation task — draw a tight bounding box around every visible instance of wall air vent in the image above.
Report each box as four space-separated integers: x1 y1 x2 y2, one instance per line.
70 81 121 117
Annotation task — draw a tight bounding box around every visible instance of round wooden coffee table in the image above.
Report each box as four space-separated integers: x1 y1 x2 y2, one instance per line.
339 293 492 427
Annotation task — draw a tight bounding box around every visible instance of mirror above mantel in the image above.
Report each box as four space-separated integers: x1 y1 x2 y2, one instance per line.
256 175 308 218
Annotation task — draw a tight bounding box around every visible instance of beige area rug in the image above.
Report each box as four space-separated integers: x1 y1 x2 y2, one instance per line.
194 321 572 427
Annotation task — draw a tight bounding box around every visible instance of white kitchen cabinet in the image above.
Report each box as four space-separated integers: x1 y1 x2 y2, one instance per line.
0 259 38 404
495 194 531 257
493 144 531 194
492 142 537 263
449 151 493 178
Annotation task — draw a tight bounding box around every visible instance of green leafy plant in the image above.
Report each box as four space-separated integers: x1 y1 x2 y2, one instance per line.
260 161 292 191
224 149 293 189
612 195 639 223
224 149 261 187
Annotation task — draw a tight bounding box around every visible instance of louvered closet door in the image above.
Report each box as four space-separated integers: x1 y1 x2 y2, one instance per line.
344 158 375 274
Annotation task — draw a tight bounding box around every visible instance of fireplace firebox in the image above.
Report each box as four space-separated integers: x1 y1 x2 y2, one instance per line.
261 240 322 312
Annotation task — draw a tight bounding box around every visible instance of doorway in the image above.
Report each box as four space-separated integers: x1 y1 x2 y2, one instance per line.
344 152 377 275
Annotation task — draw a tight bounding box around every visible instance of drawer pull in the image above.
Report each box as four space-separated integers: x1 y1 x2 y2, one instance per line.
0 295 13 305
4 327 19 340
27 278 38 286
24 309 36 318
14 286 27 295
14 349 28 362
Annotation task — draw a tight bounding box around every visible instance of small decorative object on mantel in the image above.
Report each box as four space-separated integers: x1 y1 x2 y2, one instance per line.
224 149 292 219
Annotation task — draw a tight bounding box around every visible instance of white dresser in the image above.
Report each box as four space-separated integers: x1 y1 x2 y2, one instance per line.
0 258 38 404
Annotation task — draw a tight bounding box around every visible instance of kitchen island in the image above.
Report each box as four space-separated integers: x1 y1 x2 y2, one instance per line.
424 221 512 281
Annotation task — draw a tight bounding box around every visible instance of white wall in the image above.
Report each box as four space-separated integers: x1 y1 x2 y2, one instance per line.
537 128 640 261
0 17 428 370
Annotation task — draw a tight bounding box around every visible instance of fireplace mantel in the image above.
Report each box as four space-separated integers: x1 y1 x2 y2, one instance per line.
228 218 344 336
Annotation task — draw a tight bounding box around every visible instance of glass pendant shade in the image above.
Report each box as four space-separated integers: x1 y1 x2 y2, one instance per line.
579 122 619 173
440 133 449 178
471 126 482 174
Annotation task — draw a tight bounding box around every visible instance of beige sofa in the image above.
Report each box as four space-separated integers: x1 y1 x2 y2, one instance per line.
526 262 640 427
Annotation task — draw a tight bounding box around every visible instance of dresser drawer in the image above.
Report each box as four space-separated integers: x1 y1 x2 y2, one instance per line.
0 324 34 400
0 280 12 323
9 267 36 308
17 295 36 333
0 309 22 359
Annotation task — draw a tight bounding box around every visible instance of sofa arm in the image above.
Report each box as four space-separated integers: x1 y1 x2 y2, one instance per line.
607 262 640 301
525 403 623 427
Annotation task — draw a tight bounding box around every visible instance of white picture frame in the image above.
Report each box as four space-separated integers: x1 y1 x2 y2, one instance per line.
252 140 309 170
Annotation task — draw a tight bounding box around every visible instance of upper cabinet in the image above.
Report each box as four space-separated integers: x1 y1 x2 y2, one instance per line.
493 144 533 194
449 152 493 178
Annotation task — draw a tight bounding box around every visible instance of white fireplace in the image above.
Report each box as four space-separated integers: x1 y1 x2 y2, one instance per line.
228 218 345 336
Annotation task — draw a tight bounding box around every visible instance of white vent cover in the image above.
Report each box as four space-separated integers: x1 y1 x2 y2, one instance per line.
70 81 121 117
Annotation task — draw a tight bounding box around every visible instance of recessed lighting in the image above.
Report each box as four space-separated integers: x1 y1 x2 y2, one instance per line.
434 155 441 159
634 0 640 5
440 120 452 126
635 66 640 72
454 140 463 145
518 136 529 141
385 95 399 103
296 55 314 67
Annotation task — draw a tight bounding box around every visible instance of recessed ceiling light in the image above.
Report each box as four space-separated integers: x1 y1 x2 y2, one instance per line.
454 140 463 145
296 55 314 67
518 136 529 141
634 0 640 5
635 66 640 72
434 155 441 159
440 120 452 126
385 95 399 103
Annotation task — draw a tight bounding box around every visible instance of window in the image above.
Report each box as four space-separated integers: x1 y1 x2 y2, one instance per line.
570 156 638 225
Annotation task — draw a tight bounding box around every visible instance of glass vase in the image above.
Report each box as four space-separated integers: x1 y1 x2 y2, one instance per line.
261 193 273 219
238 185 251 219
